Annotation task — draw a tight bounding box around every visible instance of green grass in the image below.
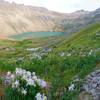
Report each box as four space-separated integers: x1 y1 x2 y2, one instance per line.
0 23 100 100
56 23 100 50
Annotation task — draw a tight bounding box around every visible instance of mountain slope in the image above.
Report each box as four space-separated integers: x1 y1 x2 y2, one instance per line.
0 0 85 37
55 23 100 51
0 0 100 39
0 0 64 36
62 8 100 34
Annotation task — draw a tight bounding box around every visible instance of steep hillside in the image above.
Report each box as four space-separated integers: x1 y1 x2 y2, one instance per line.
55 23 100 51
0 0 64 36
47 23 100 99
0 0 100 39
62 9 100 34
0 0 86 37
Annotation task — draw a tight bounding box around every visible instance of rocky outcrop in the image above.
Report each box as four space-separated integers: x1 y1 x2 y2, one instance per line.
82 70 100 100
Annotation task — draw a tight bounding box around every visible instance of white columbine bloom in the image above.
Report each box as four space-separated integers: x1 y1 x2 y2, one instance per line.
36 93 42 100
27 71 31 77
7 71 11 76
35 93 47 100
32 76 37 81
15 80 20 87
32 72 35 76
15 68 23 76
42 94 47 100
12 80 19 88
21 89 27 95
68 84 75 91
10 74 15 80
6 68 47 99
27 78 35 86
40 80 47 88
37 79 47 88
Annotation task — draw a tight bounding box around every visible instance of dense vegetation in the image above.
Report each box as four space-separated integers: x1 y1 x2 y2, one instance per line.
0 23 100 100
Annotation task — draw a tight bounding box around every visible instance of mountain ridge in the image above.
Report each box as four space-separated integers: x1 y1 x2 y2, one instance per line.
0 0 100 38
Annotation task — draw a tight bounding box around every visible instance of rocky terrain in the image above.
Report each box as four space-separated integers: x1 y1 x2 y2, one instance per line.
80 69 100 100
0 0 100 38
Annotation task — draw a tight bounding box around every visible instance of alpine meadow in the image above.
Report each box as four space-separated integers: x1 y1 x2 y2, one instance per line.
0 0 100 100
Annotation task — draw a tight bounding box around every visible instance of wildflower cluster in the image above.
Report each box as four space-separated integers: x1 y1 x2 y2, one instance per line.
5 68 47 100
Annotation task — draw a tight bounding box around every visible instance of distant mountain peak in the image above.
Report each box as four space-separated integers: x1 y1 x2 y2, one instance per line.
95 7 100 11
73 9 89 15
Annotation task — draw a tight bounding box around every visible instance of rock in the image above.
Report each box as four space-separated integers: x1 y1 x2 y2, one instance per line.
96 80 100 85
86 75 93 80
93 77 98 82
95 70 100 74
92 83 97 88
91 72 96 77
86 77 92 82
83 84 90 92
82 70 100 100
90 89 96 96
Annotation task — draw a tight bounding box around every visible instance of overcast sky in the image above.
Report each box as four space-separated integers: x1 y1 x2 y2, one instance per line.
5 0 100 13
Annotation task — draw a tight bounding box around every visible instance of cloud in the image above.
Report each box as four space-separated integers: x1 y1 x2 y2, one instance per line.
5 0 100 13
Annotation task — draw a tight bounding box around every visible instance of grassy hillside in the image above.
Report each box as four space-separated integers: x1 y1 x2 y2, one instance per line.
0 23 100 100
53 23 100 80
56 23 100 50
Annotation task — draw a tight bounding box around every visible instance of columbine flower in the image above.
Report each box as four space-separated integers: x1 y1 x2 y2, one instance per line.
32 76 37 81
68 84 75 91
13 80 20 88
22 69 27 75
35 93 47 100
10 74 15 80
15 68 23 76
37 79 47 88
6 68 47 99
27 78 36 86
32 72 35 76
21 88 27 95
26 71 31 77
42 94 47 100
22 74 28 80
40 80 47 88
7 71 11 76
35 93 42 100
